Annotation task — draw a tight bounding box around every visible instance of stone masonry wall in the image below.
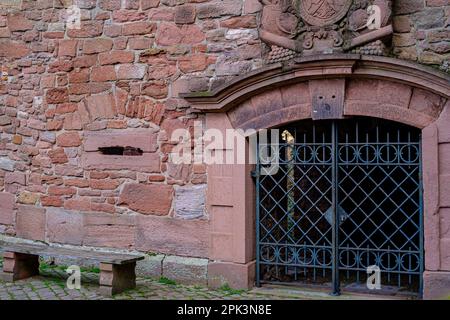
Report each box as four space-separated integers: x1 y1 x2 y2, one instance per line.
0 0 449 258
393 0 449 71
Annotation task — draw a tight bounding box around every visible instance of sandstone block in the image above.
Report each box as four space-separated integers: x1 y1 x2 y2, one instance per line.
163 255 208 285
0 192 15 225
15 205 46 241
46 208 84 245
174 184 206 219
135 215 209 257
118 183 173 215
83 212 136 249
136 254 164 278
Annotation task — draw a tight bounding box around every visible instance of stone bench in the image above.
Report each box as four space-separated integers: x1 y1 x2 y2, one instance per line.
0 242 144 296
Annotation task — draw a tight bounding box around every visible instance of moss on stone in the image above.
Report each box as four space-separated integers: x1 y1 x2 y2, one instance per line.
158 276 177 286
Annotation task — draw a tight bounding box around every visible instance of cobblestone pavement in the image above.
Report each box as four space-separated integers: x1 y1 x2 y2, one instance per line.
0 268 289 300
0 261 404 300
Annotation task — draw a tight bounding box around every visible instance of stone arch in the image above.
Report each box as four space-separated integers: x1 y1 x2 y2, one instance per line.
183 55 450 297
227 78 447 131
184 55 450 130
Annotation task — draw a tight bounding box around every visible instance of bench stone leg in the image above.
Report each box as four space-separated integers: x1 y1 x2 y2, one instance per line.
99 262 136 296
1 251 39 281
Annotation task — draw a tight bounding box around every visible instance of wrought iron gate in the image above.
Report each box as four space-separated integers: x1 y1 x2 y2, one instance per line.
255 118 424 296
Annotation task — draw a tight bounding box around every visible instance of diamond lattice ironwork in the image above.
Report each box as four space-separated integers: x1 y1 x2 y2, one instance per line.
256 118 423 296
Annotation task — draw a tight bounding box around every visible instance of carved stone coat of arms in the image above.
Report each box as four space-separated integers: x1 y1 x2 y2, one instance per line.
258 0 393 63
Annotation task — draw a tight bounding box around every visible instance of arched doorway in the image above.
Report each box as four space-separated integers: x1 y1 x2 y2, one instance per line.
256 117 423 296
183 55 450 299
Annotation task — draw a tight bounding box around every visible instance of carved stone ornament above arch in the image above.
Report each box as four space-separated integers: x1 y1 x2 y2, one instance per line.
182 55 450 130
259 0 394 63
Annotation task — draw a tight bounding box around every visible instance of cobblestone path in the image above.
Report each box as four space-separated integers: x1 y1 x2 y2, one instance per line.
0 261 402 300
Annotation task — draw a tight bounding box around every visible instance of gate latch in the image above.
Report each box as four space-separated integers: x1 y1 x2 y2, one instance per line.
251 170 258 182
324 206 349 226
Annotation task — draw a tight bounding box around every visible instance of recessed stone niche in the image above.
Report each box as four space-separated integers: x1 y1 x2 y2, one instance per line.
81 129 160 172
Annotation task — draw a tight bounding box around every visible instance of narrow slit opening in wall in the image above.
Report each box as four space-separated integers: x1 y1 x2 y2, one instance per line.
98 146 144 156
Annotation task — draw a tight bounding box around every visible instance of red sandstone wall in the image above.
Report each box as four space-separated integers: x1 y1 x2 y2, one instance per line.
436 105 450 271
393 0 449 70
0 0 449 257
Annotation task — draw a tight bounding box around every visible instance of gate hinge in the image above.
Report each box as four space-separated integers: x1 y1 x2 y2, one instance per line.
251 170 259 179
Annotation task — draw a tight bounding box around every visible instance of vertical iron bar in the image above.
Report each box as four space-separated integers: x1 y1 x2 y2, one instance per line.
377 125 380 166
331 121 340 296
409 246 412 285
418 134 424 298
388 245 391 284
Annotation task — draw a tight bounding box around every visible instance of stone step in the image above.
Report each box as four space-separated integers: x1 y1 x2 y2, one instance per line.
250 284 412 300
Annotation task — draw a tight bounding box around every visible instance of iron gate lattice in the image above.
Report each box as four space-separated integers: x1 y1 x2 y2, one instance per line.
255 118 424 296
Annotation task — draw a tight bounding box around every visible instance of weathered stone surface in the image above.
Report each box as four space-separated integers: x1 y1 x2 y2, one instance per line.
437 102 450 143
46 208 84 245
7 13 33 31
58 40 78 57
46 88 69 104
48 148 68 164
81 152 160 172
17 192 39 205
135 215 209 257
439 144 450 175
155 22 205 45
135 254 164 278
15 205 46 241
424 271 450 300
179 54 209 72
142 82 168 98
112 10 147 23
0 192 15 225
0 157 15 172
85 94 117 120
174 184 206 219
0 41 30 58
163 255 208 285
174 5 196 24
409 88 446 118
118 183 173 215
142 0 160 10
91 66 116 82
0 115 11 126
83 129 157 152
122 22 156 35
208 261 256 290
99 51 135 65
440 174 450 207
4 172 26 186
220 16 257 29
56 132 82 147
117 64 147 80
441 237 450 271
83 39 113 54
69 68 90 83
197 0 242 19
83 212 136 249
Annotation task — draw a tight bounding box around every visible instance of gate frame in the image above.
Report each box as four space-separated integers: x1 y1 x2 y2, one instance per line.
255 118 424 296
182 54 450 299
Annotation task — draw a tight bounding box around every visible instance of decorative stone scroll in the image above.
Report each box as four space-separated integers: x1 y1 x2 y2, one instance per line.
259 0 394 63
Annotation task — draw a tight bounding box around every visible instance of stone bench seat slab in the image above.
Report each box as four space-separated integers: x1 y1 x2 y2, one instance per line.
1 242 144 265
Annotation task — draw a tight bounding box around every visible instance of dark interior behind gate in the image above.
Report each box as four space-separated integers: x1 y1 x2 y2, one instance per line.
256 117 423 297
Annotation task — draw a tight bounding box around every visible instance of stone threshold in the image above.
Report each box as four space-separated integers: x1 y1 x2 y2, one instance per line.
251 284 413 300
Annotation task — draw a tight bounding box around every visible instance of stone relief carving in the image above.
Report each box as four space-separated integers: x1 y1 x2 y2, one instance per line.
259 0 393 63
